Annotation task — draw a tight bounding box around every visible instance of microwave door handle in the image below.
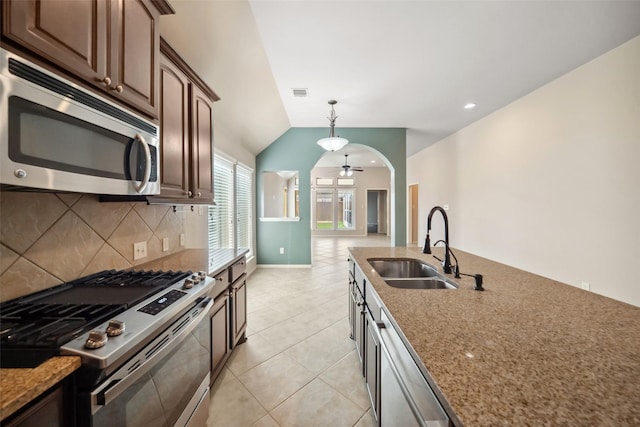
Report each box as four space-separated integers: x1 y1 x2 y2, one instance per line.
132 133 151 193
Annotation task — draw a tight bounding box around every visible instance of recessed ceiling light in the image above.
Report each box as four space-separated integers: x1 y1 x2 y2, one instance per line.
464 103 476 109
371 160 376 163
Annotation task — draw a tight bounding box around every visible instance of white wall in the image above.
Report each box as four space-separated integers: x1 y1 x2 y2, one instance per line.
407 35 640 306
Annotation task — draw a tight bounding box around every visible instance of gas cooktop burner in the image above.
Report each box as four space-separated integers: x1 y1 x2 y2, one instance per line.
0 269 191 368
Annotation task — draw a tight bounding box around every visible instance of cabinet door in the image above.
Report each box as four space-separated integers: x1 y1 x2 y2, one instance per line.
158 55 190 198
232 277 247 346
190 84 214 202
3 0 107 84
210 293 230 385
354 291 365 371
349 280 356 340
110 0 160 117
365 311 380 422
4 381 70 427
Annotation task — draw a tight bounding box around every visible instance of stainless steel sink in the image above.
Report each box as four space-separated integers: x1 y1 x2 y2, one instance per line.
368 258 440 278
384 278 457 290
367 257 458 290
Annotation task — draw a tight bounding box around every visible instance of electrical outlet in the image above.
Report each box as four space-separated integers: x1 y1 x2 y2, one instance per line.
443 204 449 210
162 237 169 252
279 247 285 255
133 241 147 260
179 233 185 247
581 282 590 291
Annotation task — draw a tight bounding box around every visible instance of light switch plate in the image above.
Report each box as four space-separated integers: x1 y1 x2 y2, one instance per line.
180 233 185 247
162 237 169 252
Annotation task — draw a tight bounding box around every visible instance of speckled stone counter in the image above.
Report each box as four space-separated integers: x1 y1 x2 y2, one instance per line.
136 248 248 276
349 246 640 426
0 356 80 420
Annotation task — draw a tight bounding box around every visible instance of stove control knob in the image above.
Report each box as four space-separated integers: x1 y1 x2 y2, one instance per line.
191 274 201 284
85 330 108 349
183 278 195 289
106 320 125 337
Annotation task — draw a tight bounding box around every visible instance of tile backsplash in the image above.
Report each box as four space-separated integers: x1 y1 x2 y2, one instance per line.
0 191 187 302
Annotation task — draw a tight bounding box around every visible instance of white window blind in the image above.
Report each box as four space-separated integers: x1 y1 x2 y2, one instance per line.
236 163 253 257
209 155 234 267
208 154 254 269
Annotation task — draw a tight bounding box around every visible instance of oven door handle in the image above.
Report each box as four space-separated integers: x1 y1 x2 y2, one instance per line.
92 297 213 410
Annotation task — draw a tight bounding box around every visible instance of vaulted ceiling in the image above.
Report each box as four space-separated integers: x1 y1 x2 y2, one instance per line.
161 1 640 165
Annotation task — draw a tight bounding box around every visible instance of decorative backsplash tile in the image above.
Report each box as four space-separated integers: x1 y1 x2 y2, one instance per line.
0 192 68 253
0 191 188 302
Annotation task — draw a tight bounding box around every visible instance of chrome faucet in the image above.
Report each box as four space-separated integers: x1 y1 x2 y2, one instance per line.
422 206 453 274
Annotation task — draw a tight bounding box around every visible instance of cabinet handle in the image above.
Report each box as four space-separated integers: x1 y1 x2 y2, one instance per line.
197 191 202 197
112 84 124 93
100 76 112 86
187 191 193 197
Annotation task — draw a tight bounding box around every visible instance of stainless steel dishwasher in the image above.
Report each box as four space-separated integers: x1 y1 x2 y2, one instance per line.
377 310 450 427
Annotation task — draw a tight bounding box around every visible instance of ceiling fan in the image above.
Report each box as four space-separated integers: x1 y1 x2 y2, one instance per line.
339 154 364 176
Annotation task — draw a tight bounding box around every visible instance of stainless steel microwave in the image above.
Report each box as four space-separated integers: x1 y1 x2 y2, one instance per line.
0 48 160 195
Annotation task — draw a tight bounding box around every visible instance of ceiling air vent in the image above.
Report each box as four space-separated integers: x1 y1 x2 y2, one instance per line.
292 88 308 97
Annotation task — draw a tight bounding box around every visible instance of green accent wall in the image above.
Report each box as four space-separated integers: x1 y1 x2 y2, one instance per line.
256 127 406 265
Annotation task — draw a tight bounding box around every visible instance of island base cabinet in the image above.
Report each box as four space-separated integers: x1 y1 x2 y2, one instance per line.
365 310 380 422
353 291 365 370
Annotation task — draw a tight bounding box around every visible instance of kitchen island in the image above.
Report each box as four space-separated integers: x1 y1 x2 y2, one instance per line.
349 246 640 426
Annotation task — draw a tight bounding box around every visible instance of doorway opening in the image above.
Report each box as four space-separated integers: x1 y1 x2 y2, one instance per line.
408 184 419 245
367 189 388 235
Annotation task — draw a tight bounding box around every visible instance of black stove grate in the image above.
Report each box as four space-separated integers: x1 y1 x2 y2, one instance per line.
0 269 191 368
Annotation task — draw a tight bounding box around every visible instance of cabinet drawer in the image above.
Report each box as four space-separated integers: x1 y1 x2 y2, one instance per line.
354 264 366 296
209 270 229 300
230 258 247 284
366 282 383 321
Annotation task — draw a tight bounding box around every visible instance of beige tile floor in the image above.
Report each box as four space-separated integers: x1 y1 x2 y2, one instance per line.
207 234 391 427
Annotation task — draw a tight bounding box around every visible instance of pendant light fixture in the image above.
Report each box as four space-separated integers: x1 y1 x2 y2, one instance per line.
317 100 349 152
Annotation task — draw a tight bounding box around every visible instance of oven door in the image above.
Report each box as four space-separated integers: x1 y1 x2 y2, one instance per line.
82 297 212 427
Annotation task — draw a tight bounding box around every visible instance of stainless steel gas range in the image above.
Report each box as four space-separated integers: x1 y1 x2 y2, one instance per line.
0 269 214 427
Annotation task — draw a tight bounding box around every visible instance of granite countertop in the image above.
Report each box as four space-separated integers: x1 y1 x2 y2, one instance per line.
0 356 81 420
136 248 248 276
348 246 640 426
0 248 248 420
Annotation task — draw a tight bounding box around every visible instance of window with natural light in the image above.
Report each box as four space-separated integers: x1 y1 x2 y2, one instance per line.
208 154 253 267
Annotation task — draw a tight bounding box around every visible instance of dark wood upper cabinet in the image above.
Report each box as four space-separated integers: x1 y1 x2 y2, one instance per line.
110 0 160 117
191 84 214 202
157 39 219 203
2 0 172 118
159 55 190 198
2 0 107 83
